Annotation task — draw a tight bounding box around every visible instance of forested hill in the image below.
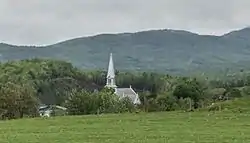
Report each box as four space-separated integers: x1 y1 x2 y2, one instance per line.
1 27 250 75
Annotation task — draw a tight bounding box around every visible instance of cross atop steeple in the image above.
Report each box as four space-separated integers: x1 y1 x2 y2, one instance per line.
106 53 117 88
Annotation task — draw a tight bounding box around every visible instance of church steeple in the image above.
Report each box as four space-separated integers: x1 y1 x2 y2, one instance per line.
106 53 117 88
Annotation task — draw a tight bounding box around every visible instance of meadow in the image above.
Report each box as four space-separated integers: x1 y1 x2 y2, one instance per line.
0 111 250 143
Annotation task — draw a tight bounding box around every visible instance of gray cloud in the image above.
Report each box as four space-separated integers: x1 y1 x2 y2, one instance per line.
0 0 250 45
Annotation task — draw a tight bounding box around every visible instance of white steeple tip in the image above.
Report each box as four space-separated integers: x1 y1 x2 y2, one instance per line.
107 53 115 78
106 53 117 88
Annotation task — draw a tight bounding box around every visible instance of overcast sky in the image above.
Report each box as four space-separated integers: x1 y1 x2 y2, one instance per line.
0 0 250 45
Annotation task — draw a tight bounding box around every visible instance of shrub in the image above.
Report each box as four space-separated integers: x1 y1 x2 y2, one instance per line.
177 97 194 111
156 94 179 111
225 88 242 99
64 88 136 115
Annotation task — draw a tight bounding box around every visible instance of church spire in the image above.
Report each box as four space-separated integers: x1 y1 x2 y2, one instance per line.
106 53 117 88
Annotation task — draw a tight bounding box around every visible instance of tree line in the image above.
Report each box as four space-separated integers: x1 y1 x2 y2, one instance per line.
0 59 249 120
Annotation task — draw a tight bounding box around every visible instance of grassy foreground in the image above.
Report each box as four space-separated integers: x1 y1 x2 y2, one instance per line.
0 111 250 143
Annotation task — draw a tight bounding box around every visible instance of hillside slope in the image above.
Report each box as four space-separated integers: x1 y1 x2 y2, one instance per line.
1 28 250 75
1 112 250 142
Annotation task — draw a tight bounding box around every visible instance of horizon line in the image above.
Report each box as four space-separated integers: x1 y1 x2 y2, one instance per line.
0 26 249 47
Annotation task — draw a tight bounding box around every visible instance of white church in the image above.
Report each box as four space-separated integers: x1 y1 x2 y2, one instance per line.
105 53 141 105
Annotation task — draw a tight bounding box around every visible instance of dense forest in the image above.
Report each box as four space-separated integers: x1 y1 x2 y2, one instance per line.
0 59 249 120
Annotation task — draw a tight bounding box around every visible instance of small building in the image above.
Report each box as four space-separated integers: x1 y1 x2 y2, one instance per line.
38 105 67 117
105 53 141 105
38 105 52 117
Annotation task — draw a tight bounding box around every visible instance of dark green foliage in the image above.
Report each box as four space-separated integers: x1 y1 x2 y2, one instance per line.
0 58 250 120
173 79 204 108
64 88 135 115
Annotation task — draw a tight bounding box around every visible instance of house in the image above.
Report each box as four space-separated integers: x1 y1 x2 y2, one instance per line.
38 105 67 117
38 105 52 117
105 53 141 105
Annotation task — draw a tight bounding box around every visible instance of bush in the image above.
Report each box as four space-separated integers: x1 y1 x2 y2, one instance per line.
177 97 194 111
64 88 136 115
225 88 242 99
207 97 250 113
156 94 179 111
207 88 226 101
118 97 136 113
146 98 159 112
240 86 250 96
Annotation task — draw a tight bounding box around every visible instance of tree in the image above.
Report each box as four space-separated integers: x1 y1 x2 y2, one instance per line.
173 79 204 108
64 89 98 115
0 82 39 120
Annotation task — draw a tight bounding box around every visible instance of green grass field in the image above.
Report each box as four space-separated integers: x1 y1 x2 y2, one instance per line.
0 111 250 143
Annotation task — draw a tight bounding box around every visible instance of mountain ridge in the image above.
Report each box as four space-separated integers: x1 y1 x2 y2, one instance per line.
1 27 247 47
1 27 250 75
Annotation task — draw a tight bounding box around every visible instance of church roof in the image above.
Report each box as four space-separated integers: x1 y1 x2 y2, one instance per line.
115 88 141 104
